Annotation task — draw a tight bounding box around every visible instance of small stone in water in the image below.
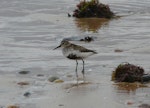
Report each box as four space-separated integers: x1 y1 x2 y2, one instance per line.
24 92 31 97
59 104 64 106
48 76 59 82
126 101 134 105
17 82 29 86
37 74 44 77
18 71 30 74
54 79 64 83
114 49 123 52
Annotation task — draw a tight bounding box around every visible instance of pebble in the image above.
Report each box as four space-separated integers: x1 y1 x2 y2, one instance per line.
54 79 64 83
59 104 64 106
48 76 59 82
24 92 31 97
37 74 44 77
126 101 134 105
114 49 123 52
17 82 29 86
18 71 30 74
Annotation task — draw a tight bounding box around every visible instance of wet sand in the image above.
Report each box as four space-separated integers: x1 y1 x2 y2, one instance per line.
0 0 150 108
0 71 149 108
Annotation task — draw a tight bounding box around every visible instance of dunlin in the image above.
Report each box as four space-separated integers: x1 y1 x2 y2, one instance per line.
54 40 97 80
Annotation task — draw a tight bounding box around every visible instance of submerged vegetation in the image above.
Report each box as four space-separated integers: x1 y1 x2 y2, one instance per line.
112 63 147 83
73 0 114 18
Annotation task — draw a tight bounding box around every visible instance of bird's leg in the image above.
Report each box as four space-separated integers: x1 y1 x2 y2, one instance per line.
75 60 79 84
75 60 78 78
81 59 85 81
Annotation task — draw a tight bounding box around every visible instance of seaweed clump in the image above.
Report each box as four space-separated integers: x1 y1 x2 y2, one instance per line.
112 63 145 83
80 36 94 42
73 0 114 18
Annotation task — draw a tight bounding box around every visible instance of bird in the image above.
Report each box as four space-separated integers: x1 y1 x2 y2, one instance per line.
53 40 97 81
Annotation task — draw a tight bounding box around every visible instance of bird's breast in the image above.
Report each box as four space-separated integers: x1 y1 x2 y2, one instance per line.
62 48 94 60
62 48 80 59
67 53 82 59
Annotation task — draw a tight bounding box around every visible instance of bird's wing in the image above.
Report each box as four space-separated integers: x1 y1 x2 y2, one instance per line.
73 44 97 54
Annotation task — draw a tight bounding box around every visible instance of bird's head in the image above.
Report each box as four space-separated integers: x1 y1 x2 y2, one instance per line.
53 40 70 50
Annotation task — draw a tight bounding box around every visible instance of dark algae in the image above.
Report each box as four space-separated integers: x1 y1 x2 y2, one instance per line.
112 63 150 83
73 0 114 18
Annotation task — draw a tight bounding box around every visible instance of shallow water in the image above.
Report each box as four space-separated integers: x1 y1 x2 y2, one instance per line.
0 0 150 107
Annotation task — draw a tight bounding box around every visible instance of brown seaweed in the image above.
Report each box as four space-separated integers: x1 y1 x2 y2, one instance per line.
112 63 144 83
73 0 114 18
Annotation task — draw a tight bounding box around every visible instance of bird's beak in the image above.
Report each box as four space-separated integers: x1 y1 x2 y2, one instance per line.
53 45 61 50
